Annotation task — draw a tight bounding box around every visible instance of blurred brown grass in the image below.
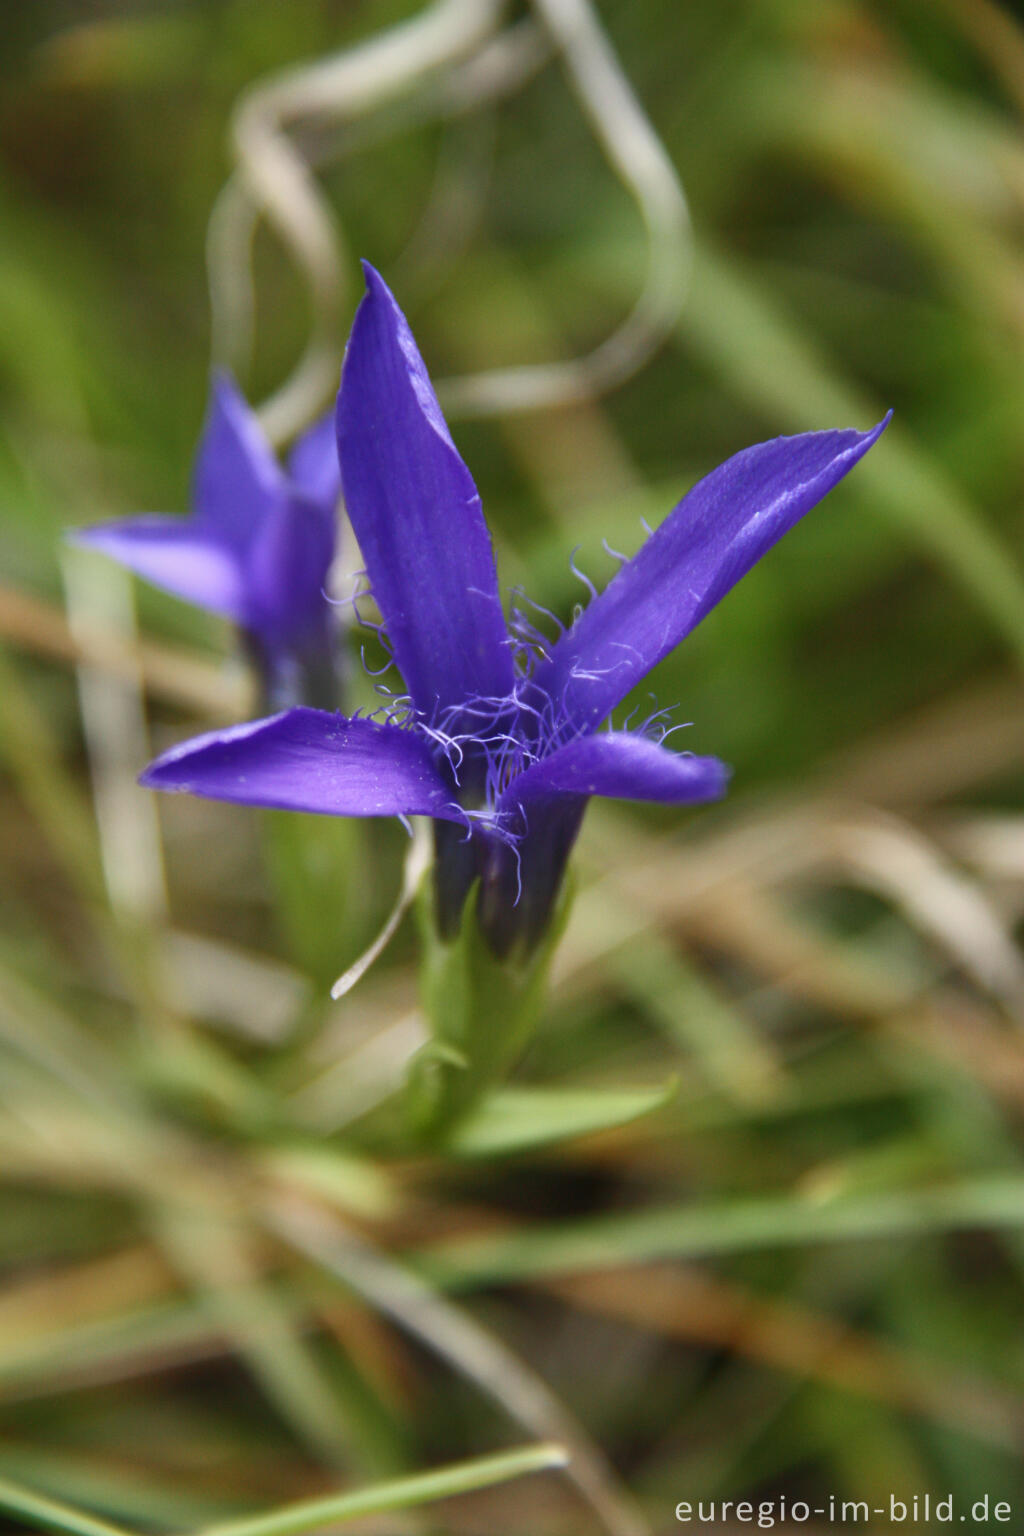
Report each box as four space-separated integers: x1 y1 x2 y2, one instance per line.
1 1 1024 1532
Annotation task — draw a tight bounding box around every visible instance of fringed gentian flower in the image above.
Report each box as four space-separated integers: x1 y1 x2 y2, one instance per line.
73 377 341 709
141 265 889 957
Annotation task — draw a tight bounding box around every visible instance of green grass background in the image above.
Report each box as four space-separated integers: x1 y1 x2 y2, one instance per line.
1 2 1023 1531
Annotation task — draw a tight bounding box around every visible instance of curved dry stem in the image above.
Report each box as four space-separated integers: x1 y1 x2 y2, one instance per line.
330 819 433 1000
217 0 507 445
437 0 692 416
60 550 167 925
209 0 691 438
207 177 261 383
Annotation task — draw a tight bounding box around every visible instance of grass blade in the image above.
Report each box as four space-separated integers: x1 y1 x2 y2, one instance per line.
0 1475 136 1536
422 1174 1024 1288
196 1443 568 1536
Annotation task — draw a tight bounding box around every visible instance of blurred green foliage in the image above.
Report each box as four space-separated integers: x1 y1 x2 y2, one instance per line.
1 1 1024 1532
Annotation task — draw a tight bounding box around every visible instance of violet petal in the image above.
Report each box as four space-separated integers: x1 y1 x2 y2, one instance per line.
141 707 464 820
71 517 246 621
502 731 729 812
245 494 336 652
336 263 514 718
534 416 891 733
194 374 286 552
288 412 341 509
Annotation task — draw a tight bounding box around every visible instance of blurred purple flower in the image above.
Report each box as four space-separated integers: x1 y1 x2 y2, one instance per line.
141 264 889 954
72 377 341 708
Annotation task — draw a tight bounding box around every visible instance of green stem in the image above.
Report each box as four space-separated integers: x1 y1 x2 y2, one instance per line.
0 1476 137 1536
196 1444 568 1536
418 1172 1024 1288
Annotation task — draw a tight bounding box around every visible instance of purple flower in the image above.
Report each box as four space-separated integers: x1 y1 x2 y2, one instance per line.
141 265 889 955
72 377 341 708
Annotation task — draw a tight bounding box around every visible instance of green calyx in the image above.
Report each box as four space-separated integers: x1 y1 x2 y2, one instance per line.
403 873 574 1146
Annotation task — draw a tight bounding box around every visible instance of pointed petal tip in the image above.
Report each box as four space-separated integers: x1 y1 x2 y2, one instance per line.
207 369 263 437
69 517 161 551
61 515 248 620
207 369 260 434
771 409 892 453
705 755 732 799
667 750 732 804
65 523 100 548
210 366 240 400
350 262 411 353
138 761 170 791
824 407 891 467
287 411 341 510
139 759 170 791
138 710 296 791
358 258 389 296
828 406 891 472
194 367 284 542
865 407 893 445
65 521 140 562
